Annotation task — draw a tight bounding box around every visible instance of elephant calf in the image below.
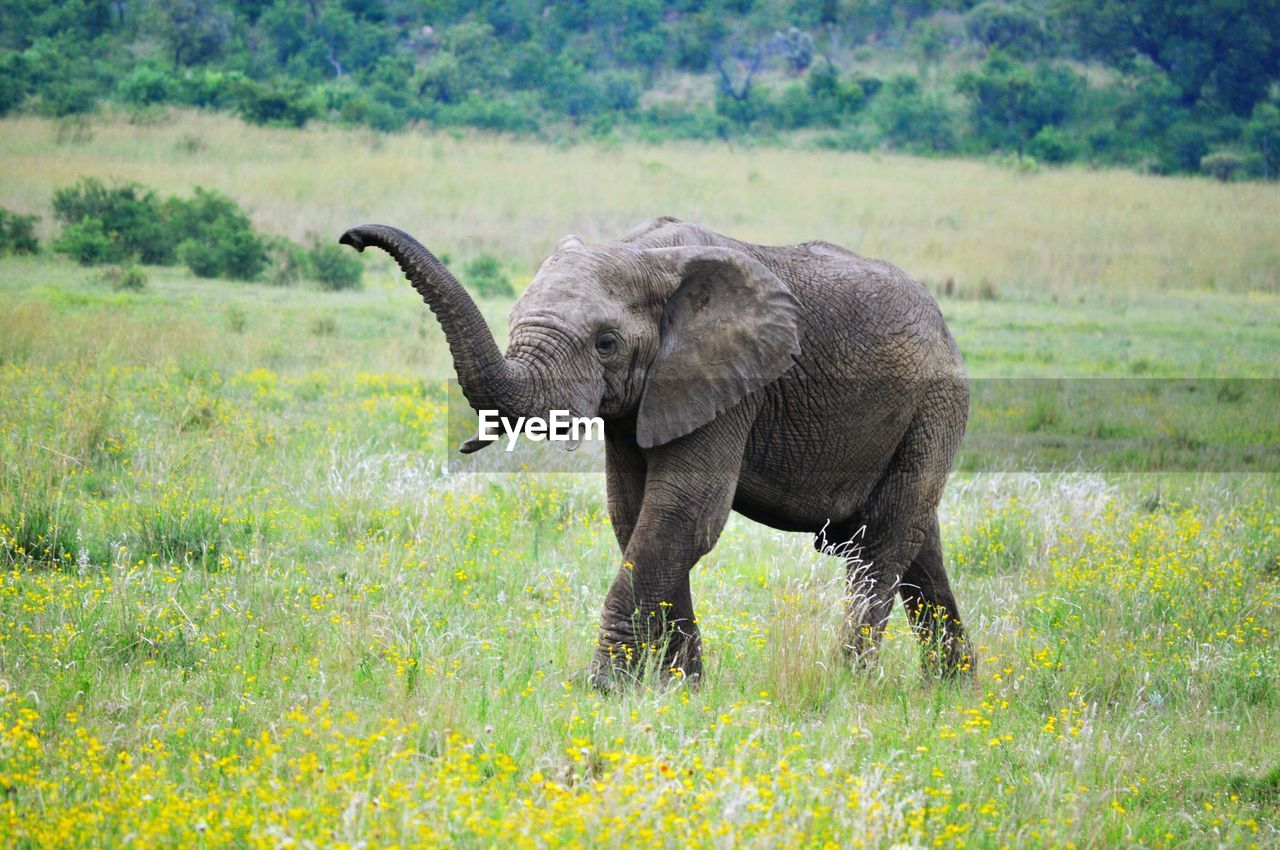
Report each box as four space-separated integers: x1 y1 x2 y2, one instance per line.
340 217 973 688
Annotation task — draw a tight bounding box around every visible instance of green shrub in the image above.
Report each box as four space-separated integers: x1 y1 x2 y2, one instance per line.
966 1 1048 59
95 263 147 291
180 70 246 110
636 104 728 141
0 53 31 116
463 253 514 298
176 229 266 280
52 178 171 264
38 78 99 117
54 217 123 265
51 179 279 279
0 208 39 255
118 65 174 106
815 125 875 151
856 76 884 99
307 241 363 291
795 61 866 129
235 80 320 127
870 74 956 153
1200 151 1246 182
1027 126 1076 163
1158 121 1211 174
166 188 267 280
957 53 1082 153
435 94 542 134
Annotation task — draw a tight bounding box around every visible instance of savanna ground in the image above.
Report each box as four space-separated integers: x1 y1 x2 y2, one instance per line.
1 112 1279 848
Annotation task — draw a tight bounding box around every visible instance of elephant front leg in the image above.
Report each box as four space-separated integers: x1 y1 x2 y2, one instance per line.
589 422 750 691
593 564 702 688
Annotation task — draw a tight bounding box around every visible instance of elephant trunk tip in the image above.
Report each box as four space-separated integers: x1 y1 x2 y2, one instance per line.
338 228 367 252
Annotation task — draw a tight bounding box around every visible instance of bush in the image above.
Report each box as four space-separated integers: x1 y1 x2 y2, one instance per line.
634 105 727 142
1027 126 1076 163
166 188 267 280
0 208 39 255
235 80 320 127
870 74 957 153
965 2 1048 59
463 254 514 298
179 70 246 110
957 53 1082 153
802 61 866 127
50 178 283 279
307 242 363 290
118 65 174 106
38 78 99 117
856 76 884 99
96 263 147 291
1159 122 1211 174
434 94 542 134
0 53 32 116
54 216 124 265
1200 151 1246 182
52 178 171 264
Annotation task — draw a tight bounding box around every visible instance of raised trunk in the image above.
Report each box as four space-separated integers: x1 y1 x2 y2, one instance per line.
339 224 527 414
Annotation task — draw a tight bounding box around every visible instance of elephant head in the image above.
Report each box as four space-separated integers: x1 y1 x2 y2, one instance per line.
339 224 802 449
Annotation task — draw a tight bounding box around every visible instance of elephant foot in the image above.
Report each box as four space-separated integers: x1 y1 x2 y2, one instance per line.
910 612 976 680
921 636 977 680
588 665 701 694
586 656 639 694
589 634 703 693
840 617 887 673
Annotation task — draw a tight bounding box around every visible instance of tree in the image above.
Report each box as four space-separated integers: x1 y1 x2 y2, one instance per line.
416 21 504 103
957 51 1082 152
1056 0 1280 115
966 1 1048 59
713 42 765 104
870 74 957 153
1246 100 1280 179
156 0 231 66
774 26 814 73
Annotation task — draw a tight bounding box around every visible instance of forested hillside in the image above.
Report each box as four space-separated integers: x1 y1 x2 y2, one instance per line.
2 0 1278 178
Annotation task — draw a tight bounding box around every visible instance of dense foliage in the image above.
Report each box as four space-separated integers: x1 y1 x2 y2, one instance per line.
50 177 360 287
1 0 1278 177
0 207 39 255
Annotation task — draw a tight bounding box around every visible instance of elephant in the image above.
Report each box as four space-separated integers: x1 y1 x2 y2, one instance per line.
339 217 973 688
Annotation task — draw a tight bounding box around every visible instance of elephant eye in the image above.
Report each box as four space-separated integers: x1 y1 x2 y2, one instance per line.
594 332 619 358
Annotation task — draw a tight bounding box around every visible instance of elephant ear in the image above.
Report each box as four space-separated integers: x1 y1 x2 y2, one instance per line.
636 246 801 449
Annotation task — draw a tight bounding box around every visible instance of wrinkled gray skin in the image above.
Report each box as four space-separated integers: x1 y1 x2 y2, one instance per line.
340 217 973 689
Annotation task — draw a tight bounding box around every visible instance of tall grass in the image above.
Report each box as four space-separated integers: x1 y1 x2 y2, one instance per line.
2 111 1278 296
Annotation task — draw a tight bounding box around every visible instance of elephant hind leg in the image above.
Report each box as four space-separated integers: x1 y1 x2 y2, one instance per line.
819 515 902 668
899 514 974 677
830 415 956 669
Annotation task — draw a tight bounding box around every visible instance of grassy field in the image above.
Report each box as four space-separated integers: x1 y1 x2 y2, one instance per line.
3 111 1279 297
1 113 1279 848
